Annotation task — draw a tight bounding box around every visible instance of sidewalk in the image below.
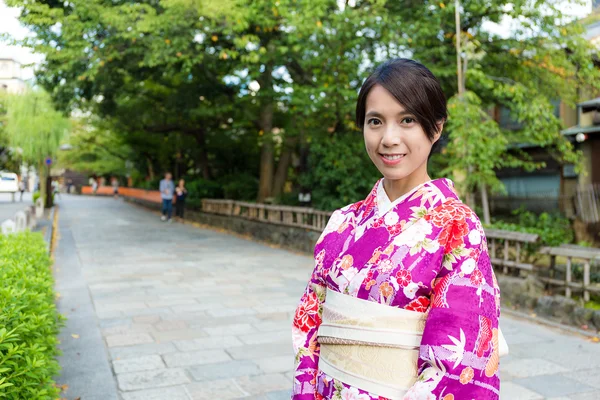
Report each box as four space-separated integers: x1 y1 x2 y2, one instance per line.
53 194 600 400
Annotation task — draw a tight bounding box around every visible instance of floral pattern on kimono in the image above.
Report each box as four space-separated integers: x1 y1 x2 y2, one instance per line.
292 178 501 400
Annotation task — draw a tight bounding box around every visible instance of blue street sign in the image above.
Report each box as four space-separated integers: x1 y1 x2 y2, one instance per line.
45 157 52 166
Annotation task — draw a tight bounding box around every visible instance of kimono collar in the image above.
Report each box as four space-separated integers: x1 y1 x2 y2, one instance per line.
376 178 458 216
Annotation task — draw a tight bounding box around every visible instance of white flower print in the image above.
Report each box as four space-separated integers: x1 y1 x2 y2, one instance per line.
403 281 419 299
291 325 308 353
402 382 436 400
323 210 346 236
393 218 432 248
340 386 371 400
384 211 399 226
460 258 476 275
379 259 394 273
468 229 482 245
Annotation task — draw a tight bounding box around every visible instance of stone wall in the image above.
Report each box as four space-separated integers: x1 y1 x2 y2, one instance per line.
499 275 600 332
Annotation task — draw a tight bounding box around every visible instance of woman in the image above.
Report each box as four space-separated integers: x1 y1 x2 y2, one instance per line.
292 59 502 400
175 179 187 219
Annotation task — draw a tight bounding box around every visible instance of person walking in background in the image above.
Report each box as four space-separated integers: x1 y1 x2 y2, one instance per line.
111 177 119 198
175 178 187 219
159 172 175 222
18 177 25 202
90 177 98 195
52 179 61 200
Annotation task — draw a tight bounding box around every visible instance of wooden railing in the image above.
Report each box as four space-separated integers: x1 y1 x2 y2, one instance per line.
202 199 333 231
484 229 539 273
539 245 600 301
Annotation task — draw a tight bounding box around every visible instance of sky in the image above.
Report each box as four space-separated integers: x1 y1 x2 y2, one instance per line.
0 0 594 82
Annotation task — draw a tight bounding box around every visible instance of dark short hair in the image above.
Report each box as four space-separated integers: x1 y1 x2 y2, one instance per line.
356 58 447 141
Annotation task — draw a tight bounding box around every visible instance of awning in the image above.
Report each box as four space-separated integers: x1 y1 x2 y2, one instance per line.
578 97 600 112
561 125 600 136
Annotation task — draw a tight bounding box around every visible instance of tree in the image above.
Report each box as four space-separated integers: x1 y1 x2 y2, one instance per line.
6 0 600 212
4 90 69 206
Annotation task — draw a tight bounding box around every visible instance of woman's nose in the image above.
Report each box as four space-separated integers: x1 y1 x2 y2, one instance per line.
381 125 403 147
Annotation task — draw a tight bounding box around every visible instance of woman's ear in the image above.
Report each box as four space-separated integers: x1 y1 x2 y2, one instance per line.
433 119 445 143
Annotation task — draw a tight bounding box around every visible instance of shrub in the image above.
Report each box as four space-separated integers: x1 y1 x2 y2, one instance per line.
185 178 224 209
488 207 574 263
219 173 258 201
0 232 63 399
32 191 40 204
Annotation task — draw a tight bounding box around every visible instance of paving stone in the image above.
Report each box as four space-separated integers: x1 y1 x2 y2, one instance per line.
499 382 544 399
234 373 291 395
238 330 290 346
226 342 292 361
206 307 257 318
173 336 243 352
563 368 600 389
133 315 161 324
113 355 165 374
185 380 246 400
163 349 231 367
117 368 190 391
154 319 189 332
203 323 258 336
254 355 294 374
514 374 596 397
188 360 260 381
501 358 569 378
121 386 191 400
152 329 208 342
106 333 154 348
110 342 177 360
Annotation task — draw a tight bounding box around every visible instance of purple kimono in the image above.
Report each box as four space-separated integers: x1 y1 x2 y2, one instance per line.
292 178 501 400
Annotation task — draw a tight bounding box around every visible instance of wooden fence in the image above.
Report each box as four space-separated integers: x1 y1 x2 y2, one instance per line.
202 199 332 231
539 245 600 301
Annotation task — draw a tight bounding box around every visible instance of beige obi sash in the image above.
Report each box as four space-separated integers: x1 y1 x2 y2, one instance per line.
317 289 426 399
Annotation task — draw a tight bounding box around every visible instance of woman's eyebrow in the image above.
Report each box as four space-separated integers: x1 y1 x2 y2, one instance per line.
365 110 411 118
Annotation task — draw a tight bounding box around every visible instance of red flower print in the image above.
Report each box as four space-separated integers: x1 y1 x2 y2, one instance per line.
316 393 325 400
428 201 473 228
365 279 376 290
293 292 320 333
387 223 402 235
379 281 393 298
470 269 484 286
429 202 473 252
372 217 384 228
395 269 412 287
405 296 430 312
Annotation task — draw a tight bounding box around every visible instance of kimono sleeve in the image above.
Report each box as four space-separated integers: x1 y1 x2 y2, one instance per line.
291 209 346 399
404 206 501 400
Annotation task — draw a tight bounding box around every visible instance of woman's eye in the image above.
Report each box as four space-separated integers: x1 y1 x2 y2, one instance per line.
367 118 382 126
402 117 416 124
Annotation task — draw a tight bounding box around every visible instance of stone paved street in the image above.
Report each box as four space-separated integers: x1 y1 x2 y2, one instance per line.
52 195 600 400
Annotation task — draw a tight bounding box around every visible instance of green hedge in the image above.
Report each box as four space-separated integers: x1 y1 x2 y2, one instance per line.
0 232 63 399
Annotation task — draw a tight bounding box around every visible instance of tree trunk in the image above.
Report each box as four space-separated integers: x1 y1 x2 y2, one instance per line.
257 102 274 203
195 129 213 180
272 136 297 199
146 156 155 180
481 184 491 224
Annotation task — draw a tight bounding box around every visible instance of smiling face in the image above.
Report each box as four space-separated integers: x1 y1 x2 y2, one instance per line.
363 84 441 194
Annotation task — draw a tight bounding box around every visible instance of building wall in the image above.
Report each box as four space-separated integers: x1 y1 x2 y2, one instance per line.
579 141 594 186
